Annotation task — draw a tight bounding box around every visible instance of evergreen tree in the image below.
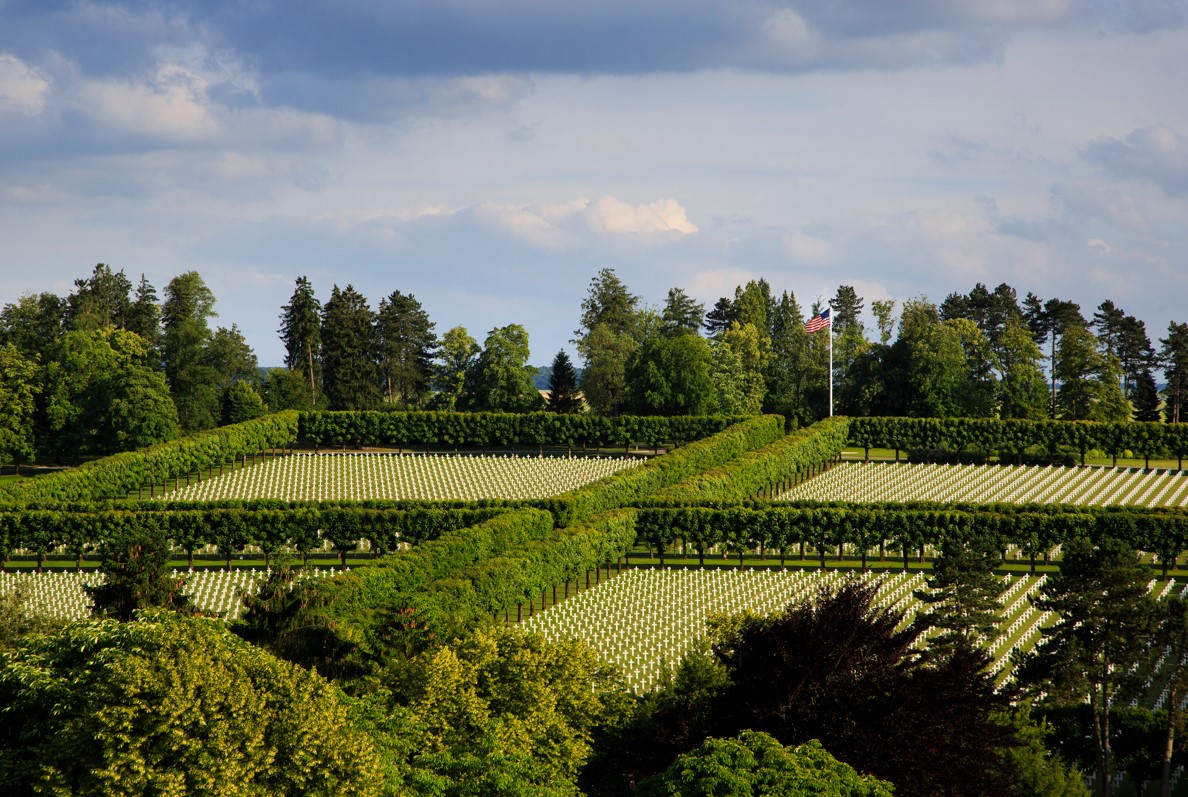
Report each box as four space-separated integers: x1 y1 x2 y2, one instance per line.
1132 370 1162 422
320 285 380 411
1020 539 1158 797
546 350 583 414
222 380 268 425
829 284 865 337
463 324 544 413
660 287 705 336
161 271 221 432
1162 322 1188 423
431 326 479 411
703 296 736 337
259 368 316 411
765 291 809 422
376 291 437 408
66 263 132 332
914 534 1007 658
125 274 161 359
279 276 322 398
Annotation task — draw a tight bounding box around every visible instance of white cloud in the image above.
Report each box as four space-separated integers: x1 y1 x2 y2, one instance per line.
78 62 220 141
585 196 698 237
216 152 270 179
0 53 50 115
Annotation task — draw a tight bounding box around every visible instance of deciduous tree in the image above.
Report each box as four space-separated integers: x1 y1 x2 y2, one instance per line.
1019 538 1158 797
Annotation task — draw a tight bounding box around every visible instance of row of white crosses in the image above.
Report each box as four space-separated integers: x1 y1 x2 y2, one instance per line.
165 452 644 503
0 568 341 621
526 568 957 693
778 462 1188 507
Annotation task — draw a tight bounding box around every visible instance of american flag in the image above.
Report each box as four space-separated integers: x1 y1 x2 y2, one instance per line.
805 308 831 334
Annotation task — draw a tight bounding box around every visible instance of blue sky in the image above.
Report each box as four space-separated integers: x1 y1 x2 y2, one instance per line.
1 1 1187 367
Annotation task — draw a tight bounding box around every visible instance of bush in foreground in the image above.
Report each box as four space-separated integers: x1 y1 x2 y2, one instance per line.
0 611 383 797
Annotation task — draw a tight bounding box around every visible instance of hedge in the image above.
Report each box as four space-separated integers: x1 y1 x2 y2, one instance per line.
633 503 1188 574
297 411 748 449
848 417 1188 466
654 417 850 502
0 505 511 570
0 412 301 504
551 415 785 526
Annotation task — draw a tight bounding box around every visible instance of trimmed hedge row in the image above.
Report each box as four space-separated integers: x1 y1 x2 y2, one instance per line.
553 415 785 525
0 412 301 504
0 506 510 569
848 417 1188 465
634 504 1188 573
654 417 850 502
415 510 637 631
298 411 748 449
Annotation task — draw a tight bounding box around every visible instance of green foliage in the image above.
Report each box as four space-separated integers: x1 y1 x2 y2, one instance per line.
0 411 299 503
1000 706 1091 797
547 350 584 414
0 581 66 651
377 290 437 408
626 333 715 416
162 270 221 431
260 366 318 411
279 276 322 398
321 284 381 410
847 416 1188 463
656 417 849 503
86 526 193 621
636 731 895 797
1019 538 1159 794
361 626 618 796
914 533 1007 656
222 379 268 424
463 324 544 413
0 343 39 469
0 612 384 796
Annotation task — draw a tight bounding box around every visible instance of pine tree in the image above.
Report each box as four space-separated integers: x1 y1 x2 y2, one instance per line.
914 534 1007 658
279 276 322 398
1163 322 1188 424
376 291 437 408
125 274 161 356
660 287 705 335
546 350 583 413
320 285 380 411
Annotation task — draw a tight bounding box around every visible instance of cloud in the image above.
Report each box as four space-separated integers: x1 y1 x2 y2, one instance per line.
0 53 49 115
77 62 221 141
585 197 699 237
781 229 834 263
1084 124 1188 196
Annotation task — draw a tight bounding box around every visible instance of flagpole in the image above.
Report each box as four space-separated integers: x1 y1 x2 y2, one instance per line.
828 321 833 417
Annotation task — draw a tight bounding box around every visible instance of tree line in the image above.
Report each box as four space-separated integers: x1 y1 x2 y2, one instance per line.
0 265 265 468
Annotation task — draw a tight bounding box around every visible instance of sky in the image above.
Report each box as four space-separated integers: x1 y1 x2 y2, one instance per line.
1 0 1187 368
